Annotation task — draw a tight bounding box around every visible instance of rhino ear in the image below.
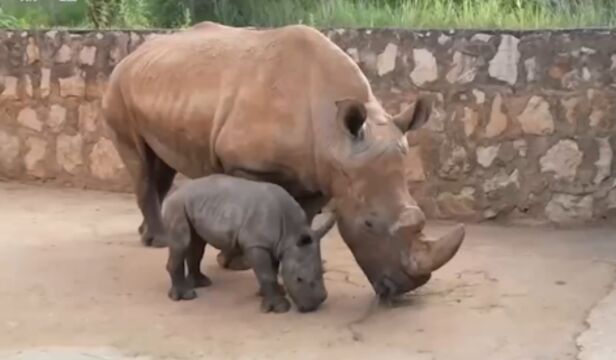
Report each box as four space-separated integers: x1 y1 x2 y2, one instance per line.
393 96 432 133
335 99 367 139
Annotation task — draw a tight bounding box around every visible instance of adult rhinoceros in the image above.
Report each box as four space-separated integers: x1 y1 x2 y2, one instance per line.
101 21 465 297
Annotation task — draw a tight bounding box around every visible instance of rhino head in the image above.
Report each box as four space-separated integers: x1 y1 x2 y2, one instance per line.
318 96 465 298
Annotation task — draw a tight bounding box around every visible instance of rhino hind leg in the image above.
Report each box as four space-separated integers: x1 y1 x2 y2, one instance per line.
136 141 176 248
186 222 212 288
216 249 251 271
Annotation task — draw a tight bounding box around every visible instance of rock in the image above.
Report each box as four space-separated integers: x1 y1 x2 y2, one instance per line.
540 140 583 181
438 143 470 180
48 105 66 132
26 37 40 64
56 134 83 174
517 96 554 135
59 74 86 97
17 108 42 132
472 89 485 104
513 139 527 157
525 57 537 82
437 188 476 217
0 130 20 171
460 107 478 137
410 48 438 86
40 68 51 98
446 51 479 84
24 75 33 97
437 34 451 45
1 76 18 99
489 34 520 85
485 94 508 138
561 97 581 126
594 137 612 185
24 137 47 177
55 44 72 63
79 46 97 66
79 102 99 134
582 67 591 81
472 33 492 42
90 138 125 180
476 145 501 168
346 48 359 63
377 43 397 76
404 146 426 182
483 169 520 194
545 194 593 223
589 110 604 128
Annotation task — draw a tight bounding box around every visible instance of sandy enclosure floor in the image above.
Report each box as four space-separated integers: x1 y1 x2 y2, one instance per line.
1 182 615 360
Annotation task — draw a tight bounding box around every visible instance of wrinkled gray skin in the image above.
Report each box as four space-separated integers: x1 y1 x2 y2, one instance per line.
161 174 335 313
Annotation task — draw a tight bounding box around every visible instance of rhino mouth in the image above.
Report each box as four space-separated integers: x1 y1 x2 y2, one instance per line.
375 273 432 300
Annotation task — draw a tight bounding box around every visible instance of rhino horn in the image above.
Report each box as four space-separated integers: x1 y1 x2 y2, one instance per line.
406 224 465 275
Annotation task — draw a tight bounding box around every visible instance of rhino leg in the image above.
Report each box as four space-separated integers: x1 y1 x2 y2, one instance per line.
216 249 250 271
245 247 290 313
186 225 212 288
136 142 176 248
167 245 197 301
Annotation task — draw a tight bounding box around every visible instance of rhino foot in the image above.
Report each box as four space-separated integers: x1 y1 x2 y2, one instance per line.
137 222 169 248
260 295 291 313
188 273 212 288
256 283 286 297
168 286 197 301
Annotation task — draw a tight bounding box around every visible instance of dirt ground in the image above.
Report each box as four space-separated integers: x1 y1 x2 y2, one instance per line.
1 182 616 360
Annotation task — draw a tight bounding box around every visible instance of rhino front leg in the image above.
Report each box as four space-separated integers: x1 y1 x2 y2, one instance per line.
245 247 290 313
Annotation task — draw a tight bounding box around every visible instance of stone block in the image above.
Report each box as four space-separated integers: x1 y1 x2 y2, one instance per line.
56 134 83 174
489 34 520 85
485 94 508 138
377 43 397 76
447 51 479 84
90 138 125 180
79 46 97 66
79 102 99 134
594 138 612 185
17 108 42 132
59 73 86 97
1 76 19 99
24 137 47 177
540 140 583 181
48 105 66 132
437 188 476 217
40 68 51 98
438 143 470 180
410 48 438 86
517 96 554 135
545 194 593 223
476 145 500 168
0 130 20 171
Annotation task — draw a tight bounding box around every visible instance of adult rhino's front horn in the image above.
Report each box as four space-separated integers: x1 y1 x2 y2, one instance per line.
404 224 465 276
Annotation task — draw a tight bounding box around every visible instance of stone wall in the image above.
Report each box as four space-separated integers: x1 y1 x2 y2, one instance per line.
1 28 616 224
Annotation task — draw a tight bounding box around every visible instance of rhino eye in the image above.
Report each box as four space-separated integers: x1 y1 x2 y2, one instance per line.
364 220 374 229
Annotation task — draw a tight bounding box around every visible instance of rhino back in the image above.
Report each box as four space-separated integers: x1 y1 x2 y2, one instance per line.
103 23 373 192
178 175 296 251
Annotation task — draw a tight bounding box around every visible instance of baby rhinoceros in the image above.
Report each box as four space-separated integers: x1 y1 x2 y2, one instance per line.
161 174 335 313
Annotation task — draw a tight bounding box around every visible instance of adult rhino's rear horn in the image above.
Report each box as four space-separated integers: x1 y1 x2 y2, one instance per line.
406 224 465 276
312 212 337 241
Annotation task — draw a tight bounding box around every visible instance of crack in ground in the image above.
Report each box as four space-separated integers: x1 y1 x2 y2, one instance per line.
573 260 616 360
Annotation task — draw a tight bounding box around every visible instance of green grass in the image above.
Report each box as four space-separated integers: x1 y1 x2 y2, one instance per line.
1 0 616 30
